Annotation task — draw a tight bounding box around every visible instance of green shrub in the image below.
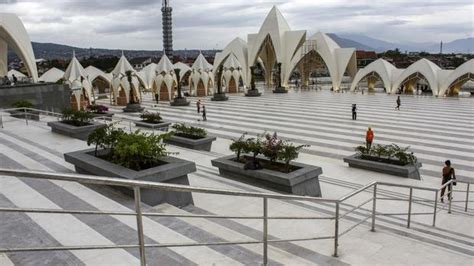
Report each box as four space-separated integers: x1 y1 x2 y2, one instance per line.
278 143 308 173
140 112 163 123
171 123 207 139
355 143 418 165
261 132 283 163
61 109 94 127
87 125 174 171
230 133 248 161
87 124 124 156
12 100 33 109
112 131 172 171
229 131 308 170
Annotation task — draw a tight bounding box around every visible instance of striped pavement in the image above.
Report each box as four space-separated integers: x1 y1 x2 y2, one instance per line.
112 90 474 183
0 101 473 265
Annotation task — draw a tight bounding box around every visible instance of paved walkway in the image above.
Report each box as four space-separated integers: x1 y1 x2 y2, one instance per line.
0 90 473 265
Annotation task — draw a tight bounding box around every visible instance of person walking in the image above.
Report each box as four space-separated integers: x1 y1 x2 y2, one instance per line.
196 99 201 114
366 127 374 151
440 160 456 203
12 74 17 85
352 104 357 120
154 93 159 104
395 96 401 110
202 105 207 121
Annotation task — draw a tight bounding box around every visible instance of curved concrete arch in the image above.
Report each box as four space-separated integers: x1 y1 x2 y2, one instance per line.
246 6 306 87
64 54 93 107
350 59 398 92
0 13 38 82
85 65 112 87
39 67 65 83
189 53 214 96
285 32 355 91
173 62 191 82
439 59 474 96
213 38 248 85
392 58 441 95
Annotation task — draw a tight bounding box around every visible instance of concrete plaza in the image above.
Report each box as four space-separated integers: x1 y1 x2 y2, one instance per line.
0 89 473 265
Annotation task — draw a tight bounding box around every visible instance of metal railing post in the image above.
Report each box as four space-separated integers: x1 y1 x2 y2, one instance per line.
448 185 452 214
133 187 146 266
24 108 29 126
333 202 340 257
465 183 470 212
263 197 268 265
407 188 413 228
433 191 438 227
371 183 377 232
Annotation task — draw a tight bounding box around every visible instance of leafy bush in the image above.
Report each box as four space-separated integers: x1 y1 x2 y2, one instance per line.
140 112 163 124
355 143 417 165
87 124 124 156
243 136 263 165
171 123 207 139
87 125 174 171
230 133 248 161
262 132 283 163
12 100 33 109
61 109 94 127
278 143 308 173
230 132 308 172
87 104 109 114
112 131 172 171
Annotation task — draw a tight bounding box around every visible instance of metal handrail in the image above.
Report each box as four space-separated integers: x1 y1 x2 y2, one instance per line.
0 167 472 265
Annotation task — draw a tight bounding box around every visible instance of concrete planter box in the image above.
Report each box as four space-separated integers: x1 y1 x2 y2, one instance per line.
47 121 106 141
343 154 422 180
134 121 172 131
245 89 262 97
164 134 217 151
211 155 322 197
9 110 40 121
64 148 196 206
273 87 288 93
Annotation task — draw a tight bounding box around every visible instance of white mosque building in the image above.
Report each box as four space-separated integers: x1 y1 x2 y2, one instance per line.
1 10 472 99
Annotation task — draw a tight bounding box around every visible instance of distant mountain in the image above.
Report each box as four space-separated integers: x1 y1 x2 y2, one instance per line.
337 33 473 53
327 34 375 51
8 42 218 61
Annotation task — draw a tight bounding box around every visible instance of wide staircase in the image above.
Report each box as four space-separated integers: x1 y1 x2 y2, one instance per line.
0 108 472 265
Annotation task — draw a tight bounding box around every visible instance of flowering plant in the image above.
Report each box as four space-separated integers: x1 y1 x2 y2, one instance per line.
87 104 109 114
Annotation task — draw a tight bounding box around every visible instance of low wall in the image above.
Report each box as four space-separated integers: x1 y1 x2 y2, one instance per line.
0 83 70 111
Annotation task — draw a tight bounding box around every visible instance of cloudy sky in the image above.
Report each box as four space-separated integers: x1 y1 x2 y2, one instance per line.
1 0 472 50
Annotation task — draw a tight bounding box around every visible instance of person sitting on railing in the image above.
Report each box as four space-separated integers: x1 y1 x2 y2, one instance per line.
440 160 456 203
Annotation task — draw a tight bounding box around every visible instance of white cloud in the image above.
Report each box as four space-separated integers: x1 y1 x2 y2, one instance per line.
1 0 472 49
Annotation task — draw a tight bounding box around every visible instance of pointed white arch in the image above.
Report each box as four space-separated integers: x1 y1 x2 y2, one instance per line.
173 62 191 82
439 59 474 96
246 6 306 87
85 65 112 86
64 54 93 109
392 58 441 95
285 32 356 91
153 54 177 100
214 38 249 85
350 59 399 93
189 53 214 96
0 13 38 81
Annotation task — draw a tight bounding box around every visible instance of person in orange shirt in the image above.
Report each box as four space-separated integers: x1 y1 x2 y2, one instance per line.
366 127 374 150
